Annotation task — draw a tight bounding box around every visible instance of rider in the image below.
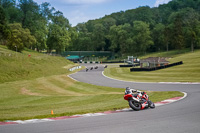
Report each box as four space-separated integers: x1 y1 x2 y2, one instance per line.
125 87 143 98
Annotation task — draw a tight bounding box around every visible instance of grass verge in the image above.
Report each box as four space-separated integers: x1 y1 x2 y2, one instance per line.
0 74 183 121
104 49 200 82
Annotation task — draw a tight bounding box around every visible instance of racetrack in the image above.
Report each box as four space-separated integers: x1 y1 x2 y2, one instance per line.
1 64 200 133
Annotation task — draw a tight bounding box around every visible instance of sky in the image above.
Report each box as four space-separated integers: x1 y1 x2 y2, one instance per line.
34 0 172 26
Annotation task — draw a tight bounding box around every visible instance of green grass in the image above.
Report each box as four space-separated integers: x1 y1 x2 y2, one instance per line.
0 46 184 121
0 45 77 83
104 49 200 82
0 74 183 121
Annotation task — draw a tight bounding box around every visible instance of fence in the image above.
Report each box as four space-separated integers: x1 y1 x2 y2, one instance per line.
69 66 82 71
130 61 183 72
62 51 113 57
119 63 140 67
102 61 124 63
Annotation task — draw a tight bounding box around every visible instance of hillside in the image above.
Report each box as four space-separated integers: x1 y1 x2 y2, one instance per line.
0 45 76 83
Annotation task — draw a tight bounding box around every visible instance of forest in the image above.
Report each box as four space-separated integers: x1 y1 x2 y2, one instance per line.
0 0 200 56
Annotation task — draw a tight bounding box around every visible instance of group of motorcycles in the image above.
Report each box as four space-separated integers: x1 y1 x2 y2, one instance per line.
124 87 155 111
85 65 107 72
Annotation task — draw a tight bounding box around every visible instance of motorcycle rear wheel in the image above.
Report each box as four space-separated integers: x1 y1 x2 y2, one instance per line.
129 100 141 111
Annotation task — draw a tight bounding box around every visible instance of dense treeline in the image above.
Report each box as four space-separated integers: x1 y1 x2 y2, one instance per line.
0 0 71 53
0 0 200 55
74 0 200 56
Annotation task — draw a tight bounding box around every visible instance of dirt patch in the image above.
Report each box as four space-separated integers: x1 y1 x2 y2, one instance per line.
21 87 45 96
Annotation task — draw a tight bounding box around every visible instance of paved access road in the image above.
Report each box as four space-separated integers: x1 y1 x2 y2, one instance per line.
1 64 200 133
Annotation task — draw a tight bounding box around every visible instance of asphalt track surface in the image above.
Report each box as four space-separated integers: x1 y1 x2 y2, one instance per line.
1 64 200 133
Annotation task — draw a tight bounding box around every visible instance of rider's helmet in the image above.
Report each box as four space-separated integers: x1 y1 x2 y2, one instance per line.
125 87 131 94
126 87 130 90
125 87 137 94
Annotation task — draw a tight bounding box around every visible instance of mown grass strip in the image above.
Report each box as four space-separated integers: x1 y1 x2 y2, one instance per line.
0 74 183 121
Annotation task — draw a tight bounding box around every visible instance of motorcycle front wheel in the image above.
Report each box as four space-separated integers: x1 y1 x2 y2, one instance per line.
148 100 155 108
129 100 141 111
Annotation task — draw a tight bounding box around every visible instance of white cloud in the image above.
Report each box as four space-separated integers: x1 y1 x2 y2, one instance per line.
67 10 91 26
154 0 172 7
59 0 109 4
35 0 110 5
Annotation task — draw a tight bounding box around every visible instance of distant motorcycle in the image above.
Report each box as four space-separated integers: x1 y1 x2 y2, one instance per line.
124 87 155 111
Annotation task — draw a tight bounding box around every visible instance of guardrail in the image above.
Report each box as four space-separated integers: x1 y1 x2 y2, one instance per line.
130 61 183 72
119 64 140 67
69 66 82 71
102 61 124 63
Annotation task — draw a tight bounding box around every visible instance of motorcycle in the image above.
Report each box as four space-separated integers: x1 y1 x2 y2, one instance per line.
86 68 88 72
124 88 155 111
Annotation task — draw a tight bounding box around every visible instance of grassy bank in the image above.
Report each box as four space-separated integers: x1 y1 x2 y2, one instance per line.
0 45 77 83
104 49 200 82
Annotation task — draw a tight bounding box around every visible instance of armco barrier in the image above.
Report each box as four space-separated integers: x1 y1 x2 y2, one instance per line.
130 61 183 72
79 60 127 64
119 65 133 67
119 63 140 67
102 61 124 63
69 66 82 71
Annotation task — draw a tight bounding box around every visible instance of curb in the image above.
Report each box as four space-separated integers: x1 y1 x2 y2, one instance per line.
154 92 187 106
0 92 187 126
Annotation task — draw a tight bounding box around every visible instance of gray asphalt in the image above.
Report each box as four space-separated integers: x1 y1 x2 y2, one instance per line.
1 64 200 133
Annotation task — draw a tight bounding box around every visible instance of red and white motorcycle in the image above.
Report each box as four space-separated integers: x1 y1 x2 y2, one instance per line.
124 87 155 111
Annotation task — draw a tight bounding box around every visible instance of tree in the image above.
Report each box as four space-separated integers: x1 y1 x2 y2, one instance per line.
67 27 78 51
47 11 71 53
123 6 155 27
164 26 170 51
119 23 133 55
1 0 23 23
40 2 55 21
33 21 47 51
7 23 36 52
47 23 70 53
109 25 120 53
18 0 49 51
76 23 88 33
151 23 165 52
75 32 92 51
92 23 106 51
0 5 10 45
103 17 116 33
168 13 184 50
74 23 93 51
167 8 200 51
109 23 133 55
132 21 153 54
18 0 40 30
181 8 200 52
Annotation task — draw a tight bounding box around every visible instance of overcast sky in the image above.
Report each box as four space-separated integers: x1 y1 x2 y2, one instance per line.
34 0 172 26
